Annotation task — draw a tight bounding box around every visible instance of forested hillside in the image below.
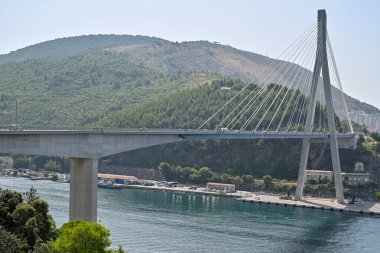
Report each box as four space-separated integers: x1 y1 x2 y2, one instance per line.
0 54 216 126
0 35 378 127
99 79 333 131
0 35 166 65
98 80 364 180
0 34 378 183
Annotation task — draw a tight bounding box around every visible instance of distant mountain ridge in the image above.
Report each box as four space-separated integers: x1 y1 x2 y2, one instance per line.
0 35 167 65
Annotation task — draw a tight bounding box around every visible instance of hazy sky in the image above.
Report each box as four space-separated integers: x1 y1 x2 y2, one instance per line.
1 0 379 108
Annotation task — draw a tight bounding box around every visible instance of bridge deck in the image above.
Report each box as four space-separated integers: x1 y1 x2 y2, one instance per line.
0 126 356 140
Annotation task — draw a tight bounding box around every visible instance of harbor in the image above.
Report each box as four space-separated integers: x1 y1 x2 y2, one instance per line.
122 183 380 216
2 167 380 216
1 176 380 253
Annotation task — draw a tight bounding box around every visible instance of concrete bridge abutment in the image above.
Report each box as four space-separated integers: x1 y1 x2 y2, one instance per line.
69 158 98 222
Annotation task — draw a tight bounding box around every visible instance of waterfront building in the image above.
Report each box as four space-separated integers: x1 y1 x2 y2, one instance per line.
305 163 370 186
305 170 333 182
206 182 236 193
0 168 14 176
0 156 13 169
97 173 139 184
341 172 370 186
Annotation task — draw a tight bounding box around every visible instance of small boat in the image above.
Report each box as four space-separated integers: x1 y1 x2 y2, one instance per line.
97 180 123 189
57 178 70 183
30 176 52 181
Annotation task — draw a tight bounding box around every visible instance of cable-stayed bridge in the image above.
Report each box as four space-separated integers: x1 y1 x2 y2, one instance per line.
0 10 356 221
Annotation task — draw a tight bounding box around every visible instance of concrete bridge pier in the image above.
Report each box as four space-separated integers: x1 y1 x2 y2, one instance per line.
69 158 98 222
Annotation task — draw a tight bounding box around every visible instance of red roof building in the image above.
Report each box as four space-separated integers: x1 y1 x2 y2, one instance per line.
206 182 236 193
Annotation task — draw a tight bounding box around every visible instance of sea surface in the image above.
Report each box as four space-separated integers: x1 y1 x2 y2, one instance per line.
1 176 380 253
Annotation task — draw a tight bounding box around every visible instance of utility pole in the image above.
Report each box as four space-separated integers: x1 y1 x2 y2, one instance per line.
15 100 18 125
48 104 51 126
83 106 86 125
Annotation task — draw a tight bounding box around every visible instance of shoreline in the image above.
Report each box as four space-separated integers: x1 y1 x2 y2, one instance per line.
2 175 380 216
123 184 248 198
124 184 380 216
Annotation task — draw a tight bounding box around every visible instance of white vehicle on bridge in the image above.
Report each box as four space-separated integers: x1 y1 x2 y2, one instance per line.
215 125 228 133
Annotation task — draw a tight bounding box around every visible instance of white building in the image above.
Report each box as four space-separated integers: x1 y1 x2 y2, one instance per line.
0 156 13 169
207 182 236 193
305 170 333 182
305 164 370 186
341 172 370 186
97 173 139 184
349 111 380 132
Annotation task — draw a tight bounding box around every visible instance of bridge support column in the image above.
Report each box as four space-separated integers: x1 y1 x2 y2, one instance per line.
295 139 310 199
69 158 98 222
295 10 345 204
320 10 345 204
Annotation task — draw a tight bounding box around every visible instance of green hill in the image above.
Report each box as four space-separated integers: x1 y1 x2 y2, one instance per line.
99 79 332 131
99 80 379 183
0 35 166 65
98 80 341 180
0 35 378 127
0 54 216 126
0 32 377 182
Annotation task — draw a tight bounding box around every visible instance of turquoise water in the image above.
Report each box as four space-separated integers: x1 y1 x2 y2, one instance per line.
1 176 380 253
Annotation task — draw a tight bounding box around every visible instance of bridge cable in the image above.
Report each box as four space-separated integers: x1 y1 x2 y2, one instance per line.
284 56 315 132
247 24 319 131
279 20 323 132
326 52 342 133
327 32 353 133
276 50 315 132
198 21 318 130
222 22 319 130
294 32 324 132
267 28 320 131
238 27 319 131
285 20 321 132
226 30 317 131
228 43 313 131
263 32 318 132
310 143 327 170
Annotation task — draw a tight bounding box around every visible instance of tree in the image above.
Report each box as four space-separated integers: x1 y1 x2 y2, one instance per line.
0 189 23 229
44 160 62 173
23 186 40 204
241 175 255 191
0 188 57 252
51 220 125 253
263 175 273 190
233 176 242 188
158 162 173 181
375 191 380 200
0 189 126 253
11 203 37 246
0 225 28 253
12 155 34 169
198 167 212 184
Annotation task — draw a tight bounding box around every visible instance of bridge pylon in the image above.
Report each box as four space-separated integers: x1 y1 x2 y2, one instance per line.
295 10 345 204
